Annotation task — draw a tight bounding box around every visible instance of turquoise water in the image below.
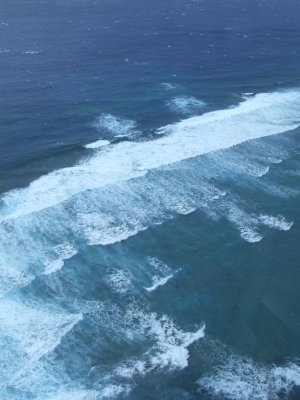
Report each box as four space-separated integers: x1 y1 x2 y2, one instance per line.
1 1 300 399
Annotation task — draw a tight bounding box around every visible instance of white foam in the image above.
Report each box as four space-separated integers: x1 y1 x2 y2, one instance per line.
145 258 175 291
240 229 263 243
226 203 263 243
76 212 147 246
147 257 175 273
169 203 196 215
248 165 270 177
198 357 300 400
43 259 64 275
0 299 83 398
267 157 282 164
226 206 293 242
0 300 82 362
98 384 130 399
161 82 178 90
123 308 206 370
0 257 34 297
53 242 77 260
145 274 173 292
146 257 169 271
167 96 206 114
48 389 98 400
87 302 205 371
4 357 99 400
115 360 146 379
84 139 110 149
149 318 205 370
1 89 299 222
92 113 138 137
259 214 293 231
43 243 77 275
106 270 132 293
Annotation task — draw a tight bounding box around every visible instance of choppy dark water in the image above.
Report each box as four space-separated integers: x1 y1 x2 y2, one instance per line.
1 1 300 399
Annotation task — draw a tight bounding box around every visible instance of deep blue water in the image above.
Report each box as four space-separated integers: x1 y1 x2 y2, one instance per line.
1 1 300 399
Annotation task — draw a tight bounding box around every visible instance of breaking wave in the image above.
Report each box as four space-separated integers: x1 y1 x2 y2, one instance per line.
167 96 206 114
1 89 299 222
92 114 139 138
198 355 300 400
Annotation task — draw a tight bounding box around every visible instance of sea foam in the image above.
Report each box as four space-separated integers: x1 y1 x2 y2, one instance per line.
0 299 82 362
198 356 300 400
167 96 206 114
161 82 178 90
145 274 173 292
82 301 205 372
145 257 175 292
43 243 77 275
84 139 110 149
92 113 138 137
106 269 133 294
0 90 297 293
258 214 293 231
0 298 83 399
1 89 299 222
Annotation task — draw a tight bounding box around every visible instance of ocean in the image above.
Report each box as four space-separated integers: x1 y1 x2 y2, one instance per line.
1 0 300 399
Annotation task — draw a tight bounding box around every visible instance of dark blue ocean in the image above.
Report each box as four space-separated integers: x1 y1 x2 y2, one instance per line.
1 0 300 399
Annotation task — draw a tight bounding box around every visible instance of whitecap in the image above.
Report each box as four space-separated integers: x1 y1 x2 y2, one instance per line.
106 270 132 294
145 257 176 291
48 389 98 400
43 243 77 275
161 82 178 90
0 257 34 298
76 212 147 246
24 50 40 54
84 139 110 149
146 257 171 273
259 214 293 231
114 360 146 379
1 89 300 221
167 96 206 114
198 356 300 400
145 274 174 292
149 320 206 370
0 300 82 362
43 259 65 275
85 302 205 371
0 90 297 291
127 308 206 370
248 165 270 177
98 384 130 399
240 228 263 243
92 113 138 137
226 203 263 243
